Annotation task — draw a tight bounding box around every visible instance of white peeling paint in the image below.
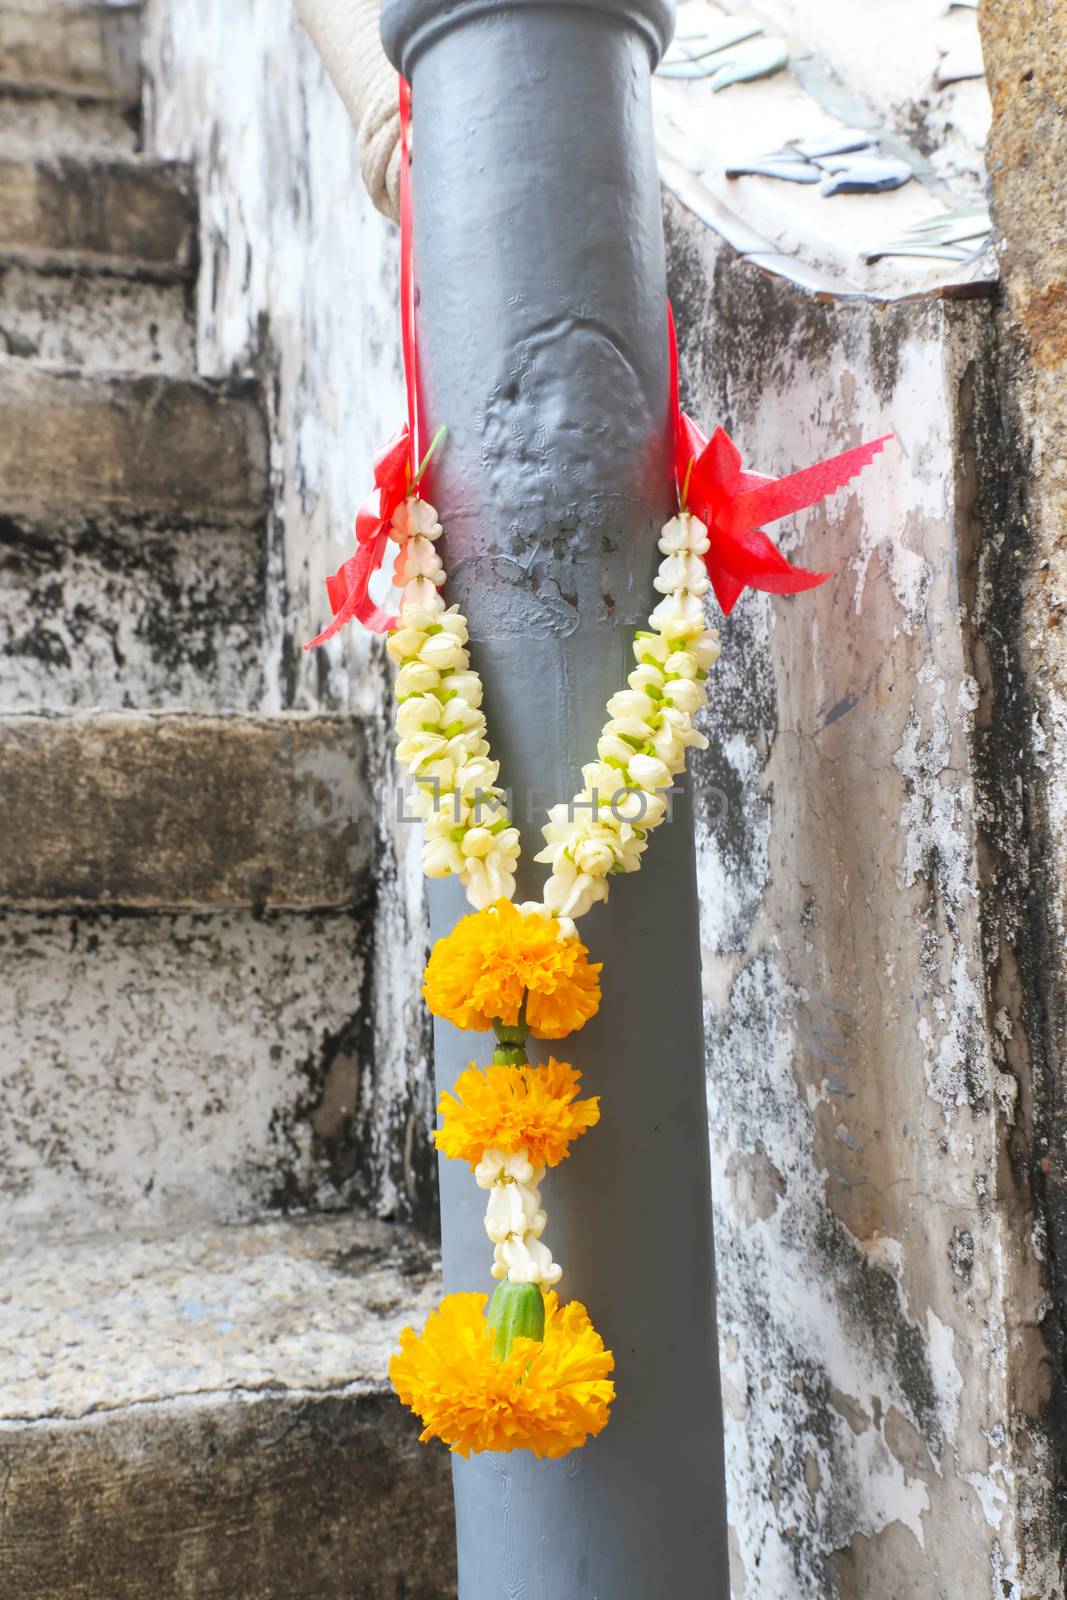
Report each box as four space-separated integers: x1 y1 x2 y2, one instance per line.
670 193 1023 1594
137 0 433 1226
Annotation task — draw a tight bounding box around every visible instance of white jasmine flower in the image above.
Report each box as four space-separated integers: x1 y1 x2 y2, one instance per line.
459 826 495 859
650 590 705 639
654 551 708 595
572 834 616 878
396 731 448 771
606 688 657 722
387 626 427 663
610 787 667 827
395 694 443 737
391 495 443 541
475 1149 539 1189
628 662 666 695
664 677 704 714
603 715 655 743
411 756 459 796
419 632 469 672
395 660 440 697
403 576 445 613
632 632 670 665
597 732 638 766
436 699 485 739
536 804 580 857
658 511 709 555
664 648 701 679
435 609 469 639
443 670 483 707
690 631 721 670
422 836 464 878
422 807 460 840
628 752 673 792
580 760 625 800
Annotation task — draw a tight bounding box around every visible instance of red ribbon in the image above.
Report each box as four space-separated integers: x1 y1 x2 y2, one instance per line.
667 301 891 616
306 78 420 649
398 74 418 470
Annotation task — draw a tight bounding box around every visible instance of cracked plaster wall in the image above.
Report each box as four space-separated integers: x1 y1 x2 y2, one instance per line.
135 0 435 1231
668 195 1059 1600
976 4 1067 1587
0 1 436 1243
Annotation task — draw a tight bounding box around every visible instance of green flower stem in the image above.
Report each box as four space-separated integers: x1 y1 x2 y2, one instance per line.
487 1281 545 1359
492 993 529 1062
492 1044 529 1066
413 423 448 486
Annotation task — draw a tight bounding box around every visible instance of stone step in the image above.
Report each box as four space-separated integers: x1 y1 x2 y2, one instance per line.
0 359 266 522
0 506 267 713
0 899 421 1236
0 156 196 276
0 2 142 104
0 712 376 910
0 1213 456 1597
0 85 139 157
0 261 194 371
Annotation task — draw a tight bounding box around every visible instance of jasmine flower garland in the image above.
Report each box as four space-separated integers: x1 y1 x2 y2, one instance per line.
331 432 879 1461
534 509 721 920
370 494 722 1456
384 492 721 921
307 73 889 1465
385 494 522 909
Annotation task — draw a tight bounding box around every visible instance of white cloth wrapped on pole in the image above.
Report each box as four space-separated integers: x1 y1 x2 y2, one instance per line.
292 0 401 220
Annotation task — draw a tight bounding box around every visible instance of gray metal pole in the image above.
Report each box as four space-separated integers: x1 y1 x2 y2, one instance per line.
380 2 730 1592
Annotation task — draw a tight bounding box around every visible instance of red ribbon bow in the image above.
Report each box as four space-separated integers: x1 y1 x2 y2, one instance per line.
306 78 419 649
668 305 891 616
305 426 411 647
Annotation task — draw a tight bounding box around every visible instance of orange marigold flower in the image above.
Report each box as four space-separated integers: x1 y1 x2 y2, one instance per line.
390 1290 615 1459
436 1059 600 1170
422 898 602 1039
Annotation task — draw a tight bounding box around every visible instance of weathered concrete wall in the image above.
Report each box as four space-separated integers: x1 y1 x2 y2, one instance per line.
136 0 436 1228
669 195 1060 1598
141 0 405 707
0 0 434 1237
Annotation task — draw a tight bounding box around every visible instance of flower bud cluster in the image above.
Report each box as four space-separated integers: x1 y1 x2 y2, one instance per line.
532 512 721 920
475 1146 562 1288
386 496 521 909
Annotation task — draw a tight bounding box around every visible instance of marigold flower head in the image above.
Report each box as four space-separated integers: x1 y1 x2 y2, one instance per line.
437 1059 599 1170
389 1290 615 1458
422 898 601 1039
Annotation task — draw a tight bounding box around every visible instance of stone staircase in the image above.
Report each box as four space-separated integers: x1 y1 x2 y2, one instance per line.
0 5 453 1594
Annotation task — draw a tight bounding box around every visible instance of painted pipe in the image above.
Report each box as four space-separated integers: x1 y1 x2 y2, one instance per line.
379 2 730 1594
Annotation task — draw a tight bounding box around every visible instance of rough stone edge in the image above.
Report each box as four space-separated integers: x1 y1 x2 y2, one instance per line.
960 294 1067 1590
0 710 376 911
0 1387 458 1599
